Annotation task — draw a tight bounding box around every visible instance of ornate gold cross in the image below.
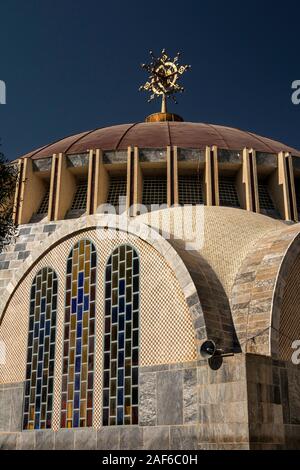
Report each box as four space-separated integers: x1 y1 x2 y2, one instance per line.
139 49 191 113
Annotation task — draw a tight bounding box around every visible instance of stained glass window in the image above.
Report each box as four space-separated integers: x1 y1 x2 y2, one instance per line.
61 239 97 428
23 267 58 430
103 244 140 426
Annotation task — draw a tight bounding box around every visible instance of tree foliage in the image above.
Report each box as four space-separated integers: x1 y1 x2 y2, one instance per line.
0 151 18 252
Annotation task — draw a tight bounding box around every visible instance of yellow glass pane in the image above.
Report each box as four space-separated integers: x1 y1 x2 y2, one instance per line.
70 332 76 349
83 328 88 344
69 365 74 382
73 249 79 264
67 403 73 418
86 244 91 259
79 255 84 271
84 279 89 294
85 262 90 277
79 240 85 255
29 406 34 420
82 345 88 363
70 349 75 363
83 313 88 328
80 400 87 418
71 315 76 330
81 380 87 397
72 266 78 279
28 422 34 430
68 383 74 400
67 420 72 428
72 282 77 297
81 366 87 382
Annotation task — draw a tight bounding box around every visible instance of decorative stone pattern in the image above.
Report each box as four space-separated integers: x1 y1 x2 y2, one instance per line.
1 353 300 449
231 224 300 356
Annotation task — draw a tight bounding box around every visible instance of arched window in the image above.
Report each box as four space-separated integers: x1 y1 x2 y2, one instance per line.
61 239 97 428
23 267 58 430
102 244 140 426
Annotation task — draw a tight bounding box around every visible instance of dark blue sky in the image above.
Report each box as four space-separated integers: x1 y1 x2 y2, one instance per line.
1 0 300 159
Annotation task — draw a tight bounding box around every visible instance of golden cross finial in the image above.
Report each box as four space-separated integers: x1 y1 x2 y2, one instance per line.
139 49 191 113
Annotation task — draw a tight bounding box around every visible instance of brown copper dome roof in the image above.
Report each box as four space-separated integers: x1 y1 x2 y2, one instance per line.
20 122 300 159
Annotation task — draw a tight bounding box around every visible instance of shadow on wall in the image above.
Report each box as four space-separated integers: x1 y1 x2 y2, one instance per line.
169 239 240 354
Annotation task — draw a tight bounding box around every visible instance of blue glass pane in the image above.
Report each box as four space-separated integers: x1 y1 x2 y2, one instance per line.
41 298 46 312
119 280 125 295
118 369 124 386
117 388 123 406
118 332 124 350
73 410 79 427
126 304 132 321
84 295 89 311
112 307 118 323
76 323 82 339
78 288 83 304
75 355 81 371
75 373 80 391
117 407 123 425
119 297 125 313
118 315 124 331
77 305 83 321
118 350 124 365
78 272 84 288
74 392 80 409
45 320 50 336
72 298 77 313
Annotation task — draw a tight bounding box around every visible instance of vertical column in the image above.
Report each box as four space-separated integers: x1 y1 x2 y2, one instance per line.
205 146 218 205
91 149 109 214
54 153 76 221
167 146 173 207
286 153 298 222
127 146 134 214
48 154 59 221
277 151 292 221
243 148 259 212
12 158 25 225
133 147 143 215
13 157 47 225
173 146 179 205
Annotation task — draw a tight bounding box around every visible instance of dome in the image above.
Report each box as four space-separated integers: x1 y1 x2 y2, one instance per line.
20 121 300 159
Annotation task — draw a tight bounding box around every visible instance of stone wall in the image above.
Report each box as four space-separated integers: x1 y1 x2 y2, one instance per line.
246 354 300 449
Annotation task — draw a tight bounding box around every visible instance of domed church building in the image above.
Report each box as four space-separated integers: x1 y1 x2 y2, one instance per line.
1 52 300 450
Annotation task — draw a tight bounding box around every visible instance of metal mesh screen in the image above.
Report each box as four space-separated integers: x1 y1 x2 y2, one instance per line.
142 176 167 206
37 189 50 215
258 183 275 211
178 175 204 205
219 177 240 207
70 183 88 211
279 253 300 361
107 178 127 207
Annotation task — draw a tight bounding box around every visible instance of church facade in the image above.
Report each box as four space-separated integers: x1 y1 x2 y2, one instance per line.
0 117 300 450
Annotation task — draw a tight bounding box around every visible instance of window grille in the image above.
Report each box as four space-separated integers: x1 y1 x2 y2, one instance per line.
70 183 88 211
178 175 204 205
142 176 167 206
103 244 140 426
107 177 127 206
61 239 97 428
219 177 240 207
258 183 275 211
23 267 58 430
36 189 50 215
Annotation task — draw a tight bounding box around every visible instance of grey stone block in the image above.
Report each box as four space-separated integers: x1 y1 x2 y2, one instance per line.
183 369 198 424
0 432 17 450
55 429 75 450
17 431 35 450
43 225 57 233
14 243 26 252
143 426 170 450
18 250 30 260
0 261 9 270
0 390 11 431
97 427 120 450
35 430 54 450
139 372 157 426
119 426 143 450
10 386 23 432
157 370 183 426
170 425 199 450
18 228 31 236
74 429 97 450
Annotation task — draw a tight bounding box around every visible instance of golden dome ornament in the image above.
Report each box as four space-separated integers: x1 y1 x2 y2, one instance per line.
139 49 191 122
